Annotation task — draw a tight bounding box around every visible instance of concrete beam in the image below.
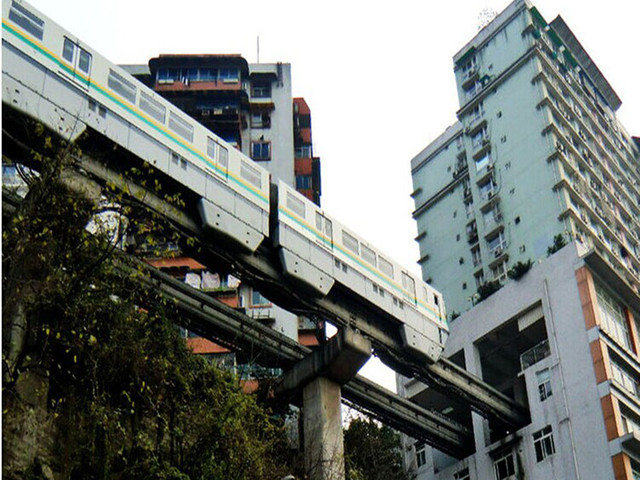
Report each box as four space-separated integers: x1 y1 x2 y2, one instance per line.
278 328 372 395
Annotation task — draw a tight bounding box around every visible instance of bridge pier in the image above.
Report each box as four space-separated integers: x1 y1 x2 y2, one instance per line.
278 328 371 480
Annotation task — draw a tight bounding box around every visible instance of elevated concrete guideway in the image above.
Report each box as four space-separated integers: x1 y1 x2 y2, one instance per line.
3 110 528 431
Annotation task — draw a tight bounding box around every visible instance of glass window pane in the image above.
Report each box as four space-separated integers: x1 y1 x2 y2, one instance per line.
78 49 91 74
342 231 359 255
63 38 75 62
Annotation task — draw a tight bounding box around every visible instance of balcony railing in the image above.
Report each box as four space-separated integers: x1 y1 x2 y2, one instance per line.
520 339 550 371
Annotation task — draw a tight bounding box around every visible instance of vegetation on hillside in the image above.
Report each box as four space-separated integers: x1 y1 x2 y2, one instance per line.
2 127 293 479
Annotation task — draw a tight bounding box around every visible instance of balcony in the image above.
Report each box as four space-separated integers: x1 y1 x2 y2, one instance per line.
520 339 550 370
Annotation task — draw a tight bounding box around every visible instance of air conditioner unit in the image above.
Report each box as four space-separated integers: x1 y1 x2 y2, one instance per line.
494 248 503 258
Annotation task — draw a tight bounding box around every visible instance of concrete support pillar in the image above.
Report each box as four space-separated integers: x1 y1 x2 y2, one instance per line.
303 377 345 480
278 328 372 480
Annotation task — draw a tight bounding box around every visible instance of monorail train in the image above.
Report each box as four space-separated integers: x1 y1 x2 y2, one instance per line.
2 0 448 362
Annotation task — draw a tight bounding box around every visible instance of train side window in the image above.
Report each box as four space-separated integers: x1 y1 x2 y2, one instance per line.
361 244 377 267
315 213 333 246
240 160 262 189
206 137 216 159
9 2 44 40
324 218 333 237
402 272 417 304
342 231 359 255
379 256 394 278
108 69 137 103
219 146 229 168
78 49 92 74
62 38 75 63
286 192 306 218
169 112 194 142
140 91 166 124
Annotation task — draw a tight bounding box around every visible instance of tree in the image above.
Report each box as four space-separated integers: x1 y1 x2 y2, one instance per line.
2 123 293 479
343 417 414 480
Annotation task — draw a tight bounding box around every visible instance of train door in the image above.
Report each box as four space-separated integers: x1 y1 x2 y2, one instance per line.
61 37 92 89
401 271 417 305
207 137 229 180
315 211 333 250
218 144 230 179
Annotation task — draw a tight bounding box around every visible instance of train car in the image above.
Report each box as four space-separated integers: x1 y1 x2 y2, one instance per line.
3 0 448 362
1 0 270 252
275 181 448 362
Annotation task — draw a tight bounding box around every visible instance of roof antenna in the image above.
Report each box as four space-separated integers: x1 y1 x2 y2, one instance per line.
257 35 260 63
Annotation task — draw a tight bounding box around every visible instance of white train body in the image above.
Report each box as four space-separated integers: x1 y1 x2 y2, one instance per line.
275 181 448 361
2 0 448 362
2 0 270 251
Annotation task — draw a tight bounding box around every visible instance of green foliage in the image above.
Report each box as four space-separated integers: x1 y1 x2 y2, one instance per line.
547 233 567 256
3 126 292 479
507 259 533 280
476 279 502 303
344 417 414 480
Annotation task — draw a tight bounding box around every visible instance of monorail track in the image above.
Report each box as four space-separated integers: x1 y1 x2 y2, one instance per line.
3 118 529 434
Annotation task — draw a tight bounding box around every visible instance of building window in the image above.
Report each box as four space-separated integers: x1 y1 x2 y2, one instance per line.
475 270 485 288
483 205 502 230
493 449 515 480
533 426 555 462
536 368 552 401
454 467 470 480
478 177 496 200
296 175 312 190
461 56 477 75
471 126 488 149
487 231 507 256
595 282 631 350
471 246 481 267
469 101 484 122
252 81 271 98
491 261 508 282
251 141 271 161
219 68 239 82
251 289 270 307
251 112 271 128
610 358 640 399
475 151 492 171
415 443 426 468
295 145 313 158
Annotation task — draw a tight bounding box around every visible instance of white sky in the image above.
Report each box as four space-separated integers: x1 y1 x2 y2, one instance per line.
25 0 640 390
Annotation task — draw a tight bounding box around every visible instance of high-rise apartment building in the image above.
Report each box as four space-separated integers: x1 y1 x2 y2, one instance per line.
410 0 640 315
399 242 640 479
123 55 323 362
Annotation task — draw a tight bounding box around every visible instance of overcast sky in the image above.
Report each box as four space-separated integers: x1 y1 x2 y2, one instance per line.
24 0 640 390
